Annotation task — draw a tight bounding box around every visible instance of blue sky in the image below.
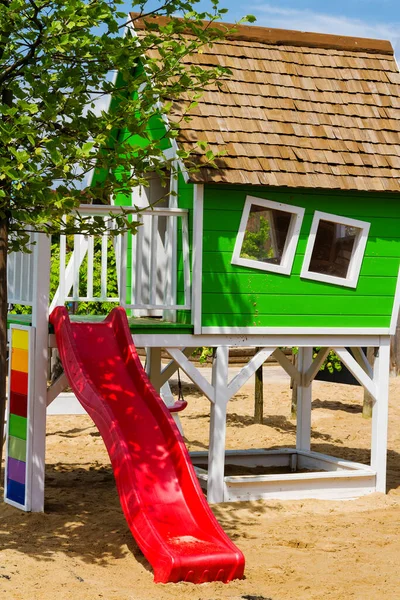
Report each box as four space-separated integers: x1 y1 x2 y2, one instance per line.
126 0 400 55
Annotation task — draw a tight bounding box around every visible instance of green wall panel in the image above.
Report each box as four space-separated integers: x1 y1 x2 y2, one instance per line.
201 185 400 329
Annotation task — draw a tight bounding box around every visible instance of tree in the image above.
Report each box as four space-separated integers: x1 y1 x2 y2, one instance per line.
0 0 251 468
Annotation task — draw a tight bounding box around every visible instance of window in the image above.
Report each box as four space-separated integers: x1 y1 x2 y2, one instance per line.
231 196 305 275
300 211 370 288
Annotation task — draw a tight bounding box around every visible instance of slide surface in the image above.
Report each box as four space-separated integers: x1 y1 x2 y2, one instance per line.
50 306 244 584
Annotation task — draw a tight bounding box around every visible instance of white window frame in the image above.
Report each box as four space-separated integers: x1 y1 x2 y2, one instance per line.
231 196 305 275
300 210 370 288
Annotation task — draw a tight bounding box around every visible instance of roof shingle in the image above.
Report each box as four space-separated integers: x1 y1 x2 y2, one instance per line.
132 14 400 192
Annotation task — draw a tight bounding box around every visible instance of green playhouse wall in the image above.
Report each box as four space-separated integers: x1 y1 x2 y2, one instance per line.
200 185 400 329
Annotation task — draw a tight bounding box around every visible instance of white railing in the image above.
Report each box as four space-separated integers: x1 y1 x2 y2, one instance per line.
7 232 37 306
51 205 191 313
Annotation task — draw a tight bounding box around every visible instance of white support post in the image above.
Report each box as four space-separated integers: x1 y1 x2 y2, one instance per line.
30 233 51 512
208 346 229 504
192 184 204 334
146 347 162 394
371 339 390 493
296 347 313 452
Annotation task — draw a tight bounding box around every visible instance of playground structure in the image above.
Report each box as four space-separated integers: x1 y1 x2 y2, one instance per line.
3 18 400 583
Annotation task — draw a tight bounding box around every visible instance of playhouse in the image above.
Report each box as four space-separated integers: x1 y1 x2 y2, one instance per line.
3 17 400 583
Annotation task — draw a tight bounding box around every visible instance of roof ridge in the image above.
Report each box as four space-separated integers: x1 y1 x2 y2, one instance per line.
129 12 394 56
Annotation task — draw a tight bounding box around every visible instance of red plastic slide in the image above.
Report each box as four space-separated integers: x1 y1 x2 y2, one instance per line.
50 306 245 584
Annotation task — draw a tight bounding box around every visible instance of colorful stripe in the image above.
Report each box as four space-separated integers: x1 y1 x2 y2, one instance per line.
5 327 31 509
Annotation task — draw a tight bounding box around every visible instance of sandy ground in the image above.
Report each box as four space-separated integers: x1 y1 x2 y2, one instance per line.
1 372 400 600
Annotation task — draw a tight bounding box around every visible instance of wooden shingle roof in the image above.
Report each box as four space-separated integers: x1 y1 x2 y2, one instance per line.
133 15 400 192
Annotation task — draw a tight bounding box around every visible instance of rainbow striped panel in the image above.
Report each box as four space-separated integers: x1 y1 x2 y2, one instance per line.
5 327 31 510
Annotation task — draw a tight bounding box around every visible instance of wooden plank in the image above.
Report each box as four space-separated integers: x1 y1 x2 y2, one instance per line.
201 294 394 317
333 347 377 398
226 347 275 401
371 339 390 493
208 346 229 503
132 13 394 54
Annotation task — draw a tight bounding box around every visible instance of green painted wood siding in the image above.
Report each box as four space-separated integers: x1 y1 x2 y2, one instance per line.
201 185 400 329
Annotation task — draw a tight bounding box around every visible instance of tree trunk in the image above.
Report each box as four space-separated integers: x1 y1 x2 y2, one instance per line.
254 348 263 424
362 347 376 419
0 215 8 473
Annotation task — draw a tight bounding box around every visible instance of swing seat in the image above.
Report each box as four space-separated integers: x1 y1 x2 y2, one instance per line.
168 400 188 413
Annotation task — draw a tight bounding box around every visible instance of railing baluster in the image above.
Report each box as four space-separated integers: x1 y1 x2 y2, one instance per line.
135 216 144 306
87 235 94 300
59 231 66 306
72 231 80 300
149 215 158 306
181 214 191 309
101 226 108 301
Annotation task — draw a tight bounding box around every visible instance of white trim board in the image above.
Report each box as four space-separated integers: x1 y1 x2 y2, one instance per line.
48 332 387 349
192 184 204 335
300 210 370 288
390 265 400 335
231 195 305 276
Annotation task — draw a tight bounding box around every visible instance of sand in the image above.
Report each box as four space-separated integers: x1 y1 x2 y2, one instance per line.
1 375 400 600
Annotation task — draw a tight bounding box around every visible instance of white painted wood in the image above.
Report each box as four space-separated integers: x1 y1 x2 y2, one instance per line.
192 184 204 334
159 347 194 387
134 216 144 306
160 382 183 435
208 346 229 503
390 265 400 335
129 332 383 349
119 233 128 306
231 195 305 275
296 347 313 452
300 210 370 288
87 235 94 299
181 214 191 309
145 347 162 394
350 346 373 378
46 372 69 406
165 347 215 402
100 232 108 300
30 233 51 512
50 233 89 311
226 347 275 401
334 347 377 399
273 348 301 384
149 215 158 306
7 232 36 305
190 448 376 502
303 347 331 387
191 448 294 469
371 339 391 493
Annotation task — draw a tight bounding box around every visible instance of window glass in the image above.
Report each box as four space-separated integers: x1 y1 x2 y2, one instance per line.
308 220 361 279
240 206 292 266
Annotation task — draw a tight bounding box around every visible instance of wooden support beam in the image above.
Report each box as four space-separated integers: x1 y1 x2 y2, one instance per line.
273 347 301 384
303 347 330 387
350 347 373 378
46 372 69 407
165 347 215 402
146 347 162 394
208 346 229 503
226 347 275 401
296 348 313 452
30 233 51 512
333 347 377 399
159 347 193 387
371 339 391 493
